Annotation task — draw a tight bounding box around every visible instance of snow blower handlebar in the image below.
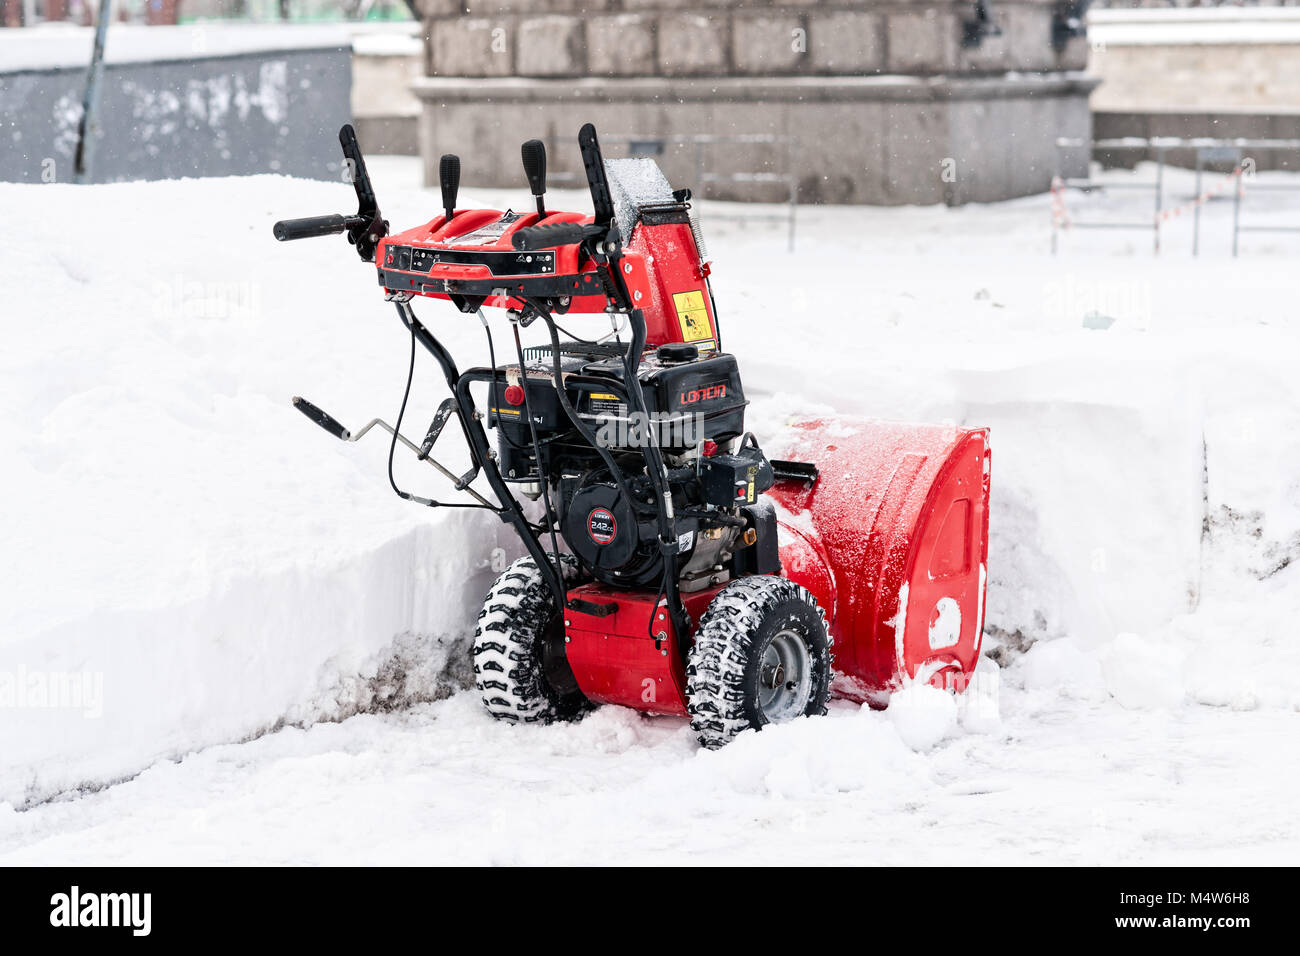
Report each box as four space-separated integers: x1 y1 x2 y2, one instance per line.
272 124 388 262
511 221 605 251
273 214 367 242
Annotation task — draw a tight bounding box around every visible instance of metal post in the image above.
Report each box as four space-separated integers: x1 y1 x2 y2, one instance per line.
1192 149 1203 257
786 135 796 252
73 0 113 185
1153 145 1164 256
694 141 704 200
1232 170 1242 258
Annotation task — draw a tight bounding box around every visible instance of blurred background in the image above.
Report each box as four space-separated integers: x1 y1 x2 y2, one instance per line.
3 0 1297 205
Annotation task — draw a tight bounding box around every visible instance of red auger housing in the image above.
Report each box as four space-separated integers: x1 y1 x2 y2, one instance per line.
274 123 991 748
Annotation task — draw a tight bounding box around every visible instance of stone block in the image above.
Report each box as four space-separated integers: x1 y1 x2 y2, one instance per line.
430 18 514 76
413 0 459 17
658 12 729 76
466 0 609 13
886 9 958 74
809 11 882 73
733 15 806 75
516 15 585 76
587 14 657 76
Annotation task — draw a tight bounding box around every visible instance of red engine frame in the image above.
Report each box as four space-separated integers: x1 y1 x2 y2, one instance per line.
375 209 718 351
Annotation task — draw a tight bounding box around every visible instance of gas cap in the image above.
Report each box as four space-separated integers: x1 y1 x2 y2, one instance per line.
656 343 699 365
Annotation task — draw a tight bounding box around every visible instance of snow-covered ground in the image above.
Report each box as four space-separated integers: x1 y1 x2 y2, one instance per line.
2 157 1297 864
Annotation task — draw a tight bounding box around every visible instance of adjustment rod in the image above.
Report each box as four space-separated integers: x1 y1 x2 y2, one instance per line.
439 153 460 223
521 139 547 217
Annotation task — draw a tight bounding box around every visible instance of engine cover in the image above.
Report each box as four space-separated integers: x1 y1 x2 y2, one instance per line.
563 482 645 580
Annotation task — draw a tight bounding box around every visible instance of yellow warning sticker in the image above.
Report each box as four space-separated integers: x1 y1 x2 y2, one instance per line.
672 290 714 343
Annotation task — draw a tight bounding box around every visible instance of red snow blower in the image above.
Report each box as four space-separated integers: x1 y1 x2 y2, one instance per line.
274 124 991 748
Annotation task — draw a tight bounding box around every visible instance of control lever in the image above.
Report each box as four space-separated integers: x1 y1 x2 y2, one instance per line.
417 399 456 462
521 139 547 217
439 153 460 223
578 123 616 230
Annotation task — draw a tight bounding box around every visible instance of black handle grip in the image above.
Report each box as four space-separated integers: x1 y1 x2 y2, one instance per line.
292 396 350 441
439 154 460 221
273 215 349 242
511 222 601 251
522 140 546 196
578 123 615 229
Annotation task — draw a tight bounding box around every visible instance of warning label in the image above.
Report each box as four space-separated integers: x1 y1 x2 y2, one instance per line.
585 392 625 418
672 290 714 343
456 210 520 246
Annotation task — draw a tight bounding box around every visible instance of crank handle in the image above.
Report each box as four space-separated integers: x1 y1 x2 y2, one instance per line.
289 396 496 510
293 395 350 440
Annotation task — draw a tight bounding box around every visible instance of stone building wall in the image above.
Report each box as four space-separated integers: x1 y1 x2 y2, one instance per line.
416 0 1087 79
1087 7 1300 172
412 1 1097 204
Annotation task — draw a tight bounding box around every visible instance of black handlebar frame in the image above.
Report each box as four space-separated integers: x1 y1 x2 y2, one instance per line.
271 125 388 261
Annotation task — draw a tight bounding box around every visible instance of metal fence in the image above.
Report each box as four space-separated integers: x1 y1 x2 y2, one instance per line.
1052 136 1300 256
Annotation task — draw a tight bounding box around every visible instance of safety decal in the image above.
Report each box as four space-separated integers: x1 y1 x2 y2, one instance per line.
672 290 713 343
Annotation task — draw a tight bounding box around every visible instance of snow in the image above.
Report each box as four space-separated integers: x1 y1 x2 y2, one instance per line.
1089 8 1300 47
888 684 958 752
2 157 1299 863
0 23 355 72
606 157 675 240
349 25 422 59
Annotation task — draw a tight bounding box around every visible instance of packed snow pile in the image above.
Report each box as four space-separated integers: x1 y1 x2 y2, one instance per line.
2 160 1298 862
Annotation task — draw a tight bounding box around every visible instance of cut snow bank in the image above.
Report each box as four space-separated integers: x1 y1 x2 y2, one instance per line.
0 171 526 806
0 517 510 805
3 162 1299 810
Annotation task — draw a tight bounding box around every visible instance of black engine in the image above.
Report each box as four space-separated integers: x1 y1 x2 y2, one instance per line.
487 341 777 589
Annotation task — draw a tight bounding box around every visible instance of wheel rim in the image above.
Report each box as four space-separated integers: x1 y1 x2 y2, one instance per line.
757 628 813 722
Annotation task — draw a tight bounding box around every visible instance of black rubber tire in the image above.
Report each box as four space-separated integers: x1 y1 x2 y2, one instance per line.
685 575 832 749
472 554 587 723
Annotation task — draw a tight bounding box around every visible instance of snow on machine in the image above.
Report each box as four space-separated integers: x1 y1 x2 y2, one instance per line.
273 124 991 747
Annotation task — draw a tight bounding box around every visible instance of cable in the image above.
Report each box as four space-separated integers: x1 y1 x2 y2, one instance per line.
550 319 608 347
522 297 652 518
483 313 500 409
512 322 565 575
388 326 418 504
646 571 667 642
482 318 563 453
387 317 502 513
